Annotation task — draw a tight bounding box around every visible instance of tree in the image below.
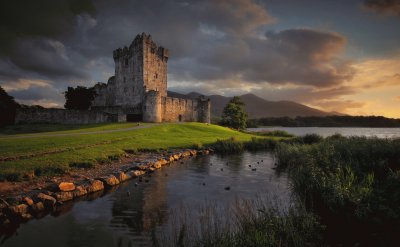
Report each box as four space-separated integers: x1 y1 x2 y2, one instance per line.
64 86 97 110
221 96 247 130
0 86 19 127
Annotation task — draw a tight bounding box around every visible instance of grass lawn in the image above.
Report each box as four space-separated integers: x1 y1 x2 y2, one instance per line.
0 122 267 180
0 122 146 135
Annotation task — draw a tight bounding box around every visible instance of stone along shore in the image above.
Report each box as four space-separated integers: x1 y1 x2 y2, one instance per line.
0 148 212 228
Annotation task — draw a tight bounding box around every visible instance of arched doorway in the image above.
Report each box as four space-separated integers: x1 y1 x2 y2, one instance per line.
178 114 182 122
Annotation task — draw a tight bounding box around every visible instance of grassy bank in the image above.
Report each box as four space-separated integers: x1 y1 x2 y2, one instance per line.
0 123 276 181
275 135 400 245
154 134 400 246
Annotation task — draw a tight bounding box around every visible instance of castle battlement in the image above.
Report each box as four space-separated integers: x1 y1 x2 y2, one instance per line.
113 33 169 61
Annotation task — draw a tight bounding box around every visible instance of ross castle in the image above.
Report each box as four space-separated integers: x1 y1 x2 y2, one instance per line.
15 33 211 124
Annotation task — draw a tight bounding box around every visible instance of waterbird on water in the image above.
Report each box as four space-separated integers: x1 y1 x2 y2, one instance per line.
126 190 130 196
224 186 230 190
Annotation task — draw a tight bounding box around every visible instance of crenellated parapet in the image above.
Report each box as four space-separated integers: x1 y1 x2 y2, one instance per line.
113 33 169 61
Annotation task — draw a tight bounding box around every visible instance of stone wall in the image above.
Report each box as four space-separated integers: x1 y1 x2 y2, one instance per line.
161 97 196 122
15 107 121 124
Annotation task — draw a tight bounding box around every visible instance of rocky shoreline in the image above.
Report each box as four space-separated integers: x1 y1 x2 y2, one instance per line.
0 148 212 229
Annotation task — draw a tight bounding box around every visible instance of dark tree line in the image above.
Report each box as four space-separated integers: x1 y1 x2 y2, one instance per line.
248 115 400 128
0 86 19 127
64 86 97 110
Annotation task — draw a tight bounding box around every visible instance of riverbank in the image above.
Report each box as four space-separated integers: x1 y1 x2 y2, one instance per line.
0 122 265 181
0 147 212 230
0 122 284 231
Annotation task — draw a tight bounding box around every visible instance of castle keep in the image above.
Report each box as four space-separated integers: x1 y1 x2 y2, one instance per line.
15 33 211 124
91 33 211 123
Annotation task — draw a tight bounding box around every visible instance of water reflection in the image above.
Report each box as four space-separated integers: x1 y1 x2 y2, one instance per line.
1 151 290 247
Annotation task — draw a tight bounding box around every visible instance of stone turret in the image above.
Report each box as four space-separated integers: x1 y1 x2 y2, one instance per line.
197 97 211 123
143 90 162 122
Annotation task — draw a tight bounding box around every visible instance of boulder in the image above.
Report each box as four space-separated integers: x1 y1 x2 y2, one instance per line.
30 202 45 213
36 193 57 207
55 191 74 202
182 151 191 157
7 204 28 216
72 186 88 197
129 170 145 178
114 172 130 182
23 197 34 206
99 175 120 187
84 180 104 193
189 150 197 156
152 162 162 169
58 182 76 192
173 154 180 160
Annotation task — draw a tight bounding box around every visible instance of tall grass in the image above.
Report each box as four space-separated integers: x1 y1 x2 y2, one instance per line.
154 198 323 247
275 136 400 228
208 137 279 153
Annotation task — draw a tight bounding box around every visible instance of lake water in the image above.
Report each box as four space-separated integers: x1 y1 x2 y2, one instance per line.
0 151 290 247
247 127 400 138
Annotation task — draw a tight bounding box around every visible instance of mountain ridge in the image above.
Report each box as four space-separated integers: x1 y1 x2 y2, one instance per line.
167 91 340 118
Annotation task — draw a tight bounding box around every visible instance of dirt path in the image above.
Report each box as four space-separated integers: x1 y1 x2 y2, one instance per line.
0 124 155 139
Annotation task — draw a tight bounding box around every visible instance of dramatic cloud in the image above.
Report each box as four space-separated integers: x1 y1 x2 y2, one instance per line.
0 0 95 56
0 0 399 117
364 0 400 16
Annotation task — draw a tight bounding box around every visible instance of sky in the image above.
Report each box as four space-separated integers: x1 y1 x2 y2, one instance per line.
0 0 399 117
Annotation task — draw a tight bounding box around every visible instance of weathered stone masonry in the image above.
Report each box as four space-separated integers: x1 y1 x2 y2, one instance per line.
92 33 211 123
15 33 211 124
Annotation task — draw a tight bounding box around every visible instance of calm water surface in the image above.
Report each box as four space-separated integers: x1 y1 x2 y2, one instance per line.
1 151 290 247
248 127 400 138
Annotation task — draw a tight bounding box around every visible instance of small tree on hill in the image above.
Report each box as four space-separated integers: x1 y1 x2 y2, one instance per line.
0 86 19 127
221 96 247 130
64 86 97 110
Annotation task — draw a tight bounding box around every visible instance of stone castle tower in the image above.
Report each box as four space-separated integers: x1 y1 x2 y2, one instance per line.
91 33 211 123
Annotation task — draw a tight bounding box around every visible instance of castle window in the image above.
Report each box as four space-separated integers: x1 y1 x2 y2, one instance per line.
155 73 158 79
125 58 128 67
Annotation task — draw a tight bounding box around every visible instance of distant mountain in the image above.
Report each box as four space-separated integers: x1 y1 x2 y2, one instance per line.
167 91 339 118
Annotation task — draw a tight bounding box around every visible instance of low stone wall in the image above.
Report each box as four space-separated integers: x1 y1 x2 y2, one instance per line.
15 107 119 124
